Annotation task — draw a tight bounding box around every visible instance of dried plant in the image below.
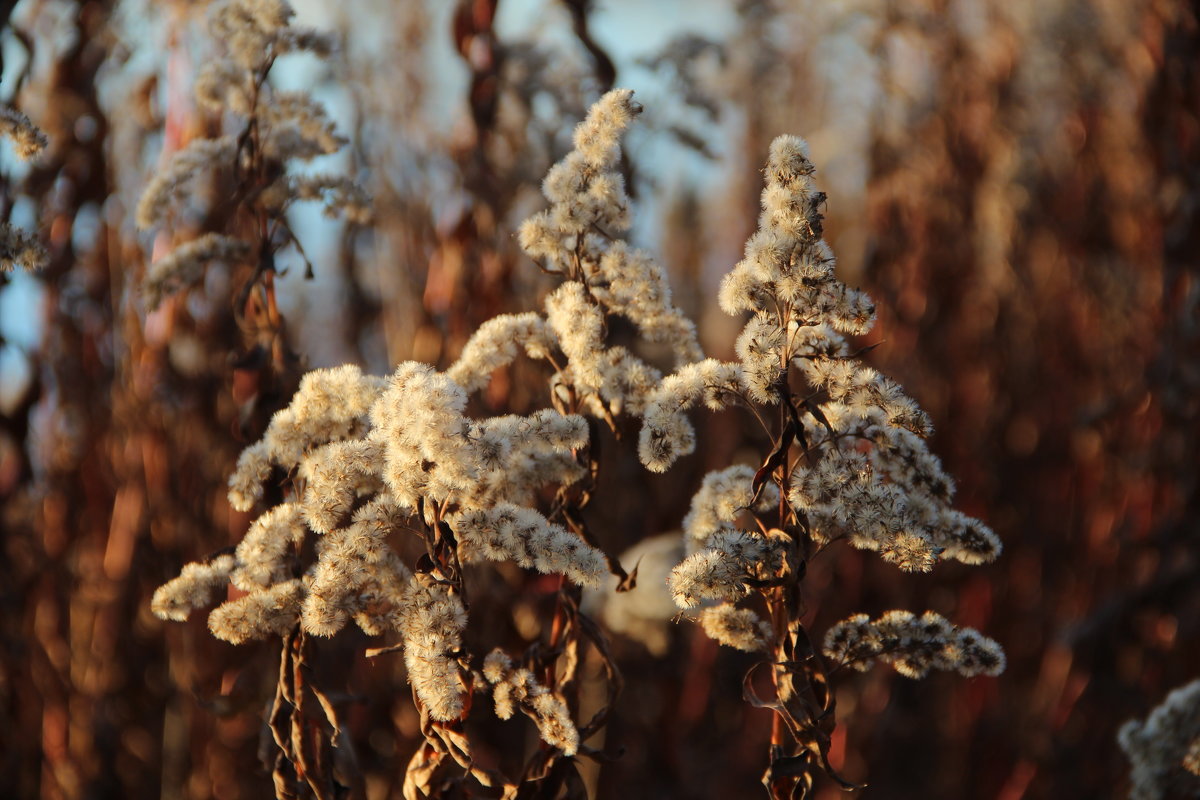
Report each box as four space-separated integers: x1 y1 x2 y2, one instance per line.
137 0 368 318
153 84 1004 798
151 89 700 798
638 133 1003 796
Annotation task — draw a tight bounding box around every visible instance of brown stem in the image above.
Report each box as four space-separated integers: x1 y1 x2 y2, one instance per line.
560 0 617 91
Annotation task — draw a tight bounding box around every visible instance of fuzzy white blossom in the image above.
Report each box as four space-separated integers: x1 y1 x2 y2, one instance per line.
712 134 880 380
930 509 1002 566
482 649 580 755
195 60 251 114
208 578 306 645
797 358 931 436
735 313 787 403
208 0 331 70
136 137 237 230
822 610 1005 679
170 353 603 652
262 91 346 161
698 604 773 652
789 431 999 571
399 576 468 721
1120 679 1200 800
0 109 42 273
228 441 273 513
630 133 1007 721
232 503 306 590
299 438 385 534
151 555 237 622
451 503 605 587
148 5 397 659
370 363 591 510
585 240 702 366
682 464 779 553
522 90 639 254
1 224 47 273
349 549 413 637
639 359 745 472
447 313 554 394
0 106 48 160
141 0 368 310
302 505 410 638
468 410 589 507
143 233 251 310
159 349 607 699
369 362 475 507
646 134 999 579
519 89 703 416
668 529 784 609
543 281 664 416
284 174 373 224
790 446 936 571
229 364 385 511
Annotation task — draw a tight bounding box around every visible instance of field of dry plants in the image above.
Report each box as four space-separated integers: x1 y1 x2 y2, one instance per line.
1 1 1198 799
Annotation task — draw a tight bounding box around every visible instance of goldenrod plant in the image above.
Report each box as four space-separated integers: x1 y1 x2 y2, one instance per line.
155 76 1004 797
635 123 1003 798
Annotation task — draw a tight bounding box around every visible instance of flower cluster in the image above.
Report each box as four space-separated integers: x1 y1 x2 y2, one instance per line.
399 576 469 721
1 106 48 273
680 465 779 552
821 611 1005 679
452 503 605 586
638 359 745 471
142 233 250 310
156 360 603 592
0 105 48 161
668 529 783 609
151 554 237 622
482 649 580 756
789 445 999 571
0 224 48 274
666 465 784 624
136 137 237 232
621 125 1003 792
152 353 608 730
697 604 773 653
643 133 1000 619
518 88 703 420
227 364 384 511
208 579 306 645
445 313 553 393
1120 679 1200 800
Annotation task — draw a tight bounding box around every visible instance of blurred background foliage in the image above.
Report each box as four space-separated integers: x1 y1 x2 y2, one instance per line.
0 0 1197 797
